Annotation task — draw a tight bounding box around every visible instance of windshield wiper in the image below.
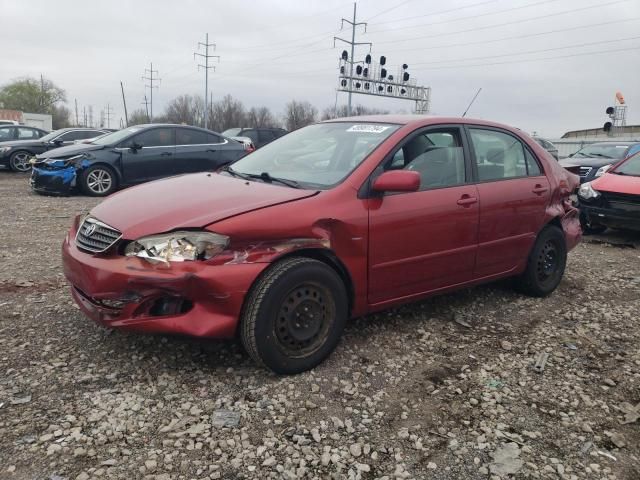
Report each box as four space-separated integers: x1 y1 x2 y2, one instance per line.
249 172 302 189
221 165 252 180
588 153 613 158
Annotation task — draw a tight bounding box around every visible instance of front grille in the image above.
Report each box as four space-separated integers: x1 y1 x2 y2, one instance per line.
579 166 592 177
76 217 122 253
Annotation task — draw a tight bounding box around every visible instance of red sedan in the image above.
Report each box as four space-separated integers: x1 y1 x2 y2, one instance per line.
62 116 581 373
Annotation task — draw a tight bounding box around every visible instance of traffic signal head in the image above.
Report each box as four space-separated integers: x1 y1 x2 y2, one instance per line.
603 121 612 132
606 106 614 115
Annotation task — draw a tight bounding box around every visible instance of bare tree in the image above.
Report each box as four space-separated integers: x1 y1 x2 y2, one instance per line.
128 108 150 125
164 94 205 126
284 100 317 131
247 106 279 128
209 95 246 132
321 104 389 120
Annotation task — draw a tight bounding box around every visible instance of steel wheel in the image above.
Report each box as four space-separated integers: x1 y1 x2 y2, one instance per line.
86 168 113 194
10 152 32 172
536 241 558 282
275 283 334 358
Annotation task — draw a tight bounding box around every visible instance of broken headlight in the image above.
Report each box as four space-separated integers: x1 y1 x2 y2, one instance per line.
578 182 600 200
124 231 229 263
45 154 85 167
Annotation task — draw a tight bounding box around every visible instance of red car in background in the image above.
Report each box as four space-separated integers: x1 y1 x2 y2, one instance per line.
577 151 640 234
62 116 580 374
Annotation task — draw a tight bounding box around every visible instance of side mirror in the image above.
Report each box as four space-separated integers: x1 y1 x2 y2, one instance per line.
130 142 142 152
52 138 64 145
372 170 420 193
568 153 574 157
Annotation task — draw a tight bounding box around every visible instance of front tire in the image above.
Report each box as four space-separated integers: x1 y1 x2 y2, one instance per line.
80 165 117 196
240 257 348 374
9 151 33 172
516 225 567 297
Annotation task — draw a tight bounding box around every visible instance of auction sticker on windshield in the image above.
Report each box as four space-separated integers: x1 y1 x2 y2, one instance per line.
346 125 392 133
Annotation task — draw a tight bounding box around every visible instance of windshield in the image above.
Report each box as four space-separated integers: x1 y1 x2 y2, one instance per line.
92 127 143 145
574 144 629 159
227 122 400 188
613 153 640 176
221 128 242 137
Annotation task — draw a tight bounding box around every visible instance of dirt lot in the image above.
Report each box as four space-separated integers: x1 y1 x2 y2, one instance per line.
0 173 639 480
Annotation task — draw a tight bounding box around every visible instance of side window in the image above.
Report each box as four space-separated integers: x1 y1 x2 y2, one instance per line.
242 129 259 144
17 128 38 139
258 130 276 143
0 128 15 140
176 128 209 145
384 128 466 190
57 131 81 141
469 129 528 181
133 128 175 147
525 149 542 176
207 133 223 144
83 130 104 139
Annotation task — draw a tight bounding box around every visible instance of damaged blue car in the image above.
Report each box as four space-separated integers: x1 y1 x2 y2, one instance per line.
30 124 249 196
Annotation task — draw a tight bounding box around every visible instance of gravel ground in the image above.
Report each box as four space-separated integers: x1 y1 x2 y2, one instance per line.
0 173 639 480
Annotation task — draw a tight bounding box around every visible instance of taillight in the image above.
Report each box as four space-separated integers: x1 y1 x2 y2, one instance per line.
244 144 255 153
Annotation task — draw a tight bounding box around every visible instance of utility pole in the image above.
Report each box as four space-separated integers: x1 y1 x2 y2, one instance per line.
83 106 87 127
104 103 114 129
75 99 79 126
88 106 94 128
120 81 129 127
142 62 160 122
194 33 220 129
142 96 150 122
334 3 370 116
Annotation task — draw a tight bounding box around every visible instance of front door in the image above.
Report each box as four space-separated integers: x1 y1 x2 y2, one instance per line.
466 127 551 278
367 126 479 305
120 127 176 184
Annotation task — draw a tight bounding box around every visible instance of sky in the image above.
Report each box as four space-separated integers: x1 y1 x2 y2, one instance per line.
1 0 639 137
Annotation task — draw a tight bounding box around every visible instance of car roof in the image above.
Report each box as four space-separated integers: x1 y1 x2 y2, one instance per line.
321 114 522 131
589 141 639 146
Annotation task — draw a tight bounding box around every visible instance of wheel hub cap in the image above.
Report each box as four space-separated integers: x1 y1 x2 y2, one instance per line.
87 170 112 193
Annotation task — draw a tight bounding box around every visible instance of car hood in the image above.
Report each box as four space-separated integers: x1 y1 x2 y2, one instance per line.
559 157 616 168
0 139 44 148
90 172 319 239
37 143 104 159
592 172 640 195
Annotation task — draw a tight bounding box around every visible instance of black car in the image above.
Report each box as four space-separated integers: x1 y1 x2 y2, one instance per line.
0 127 108 172
559 141 640 183
221 127 287 148
30 124 248 196
533 137 559 160
0 125 49 142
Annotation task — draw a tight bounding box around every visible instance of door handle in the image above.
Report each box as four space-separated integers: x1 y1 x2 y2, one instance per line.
457 195 478 207
160 152 173 156
532 184 548 195
207 149 217 153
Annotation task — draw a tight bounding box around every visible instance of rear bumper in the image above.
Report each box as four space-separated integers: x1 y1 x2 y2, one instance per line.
62 228 268 338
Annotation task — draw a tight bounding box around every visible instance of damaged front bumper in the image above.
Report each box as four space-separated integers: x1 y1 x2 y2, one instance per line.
62 225 269 338
31 161 77 195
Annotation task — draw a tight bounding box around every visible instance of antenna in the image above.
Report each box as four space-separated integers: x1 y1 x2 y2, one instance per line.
462 88 482 117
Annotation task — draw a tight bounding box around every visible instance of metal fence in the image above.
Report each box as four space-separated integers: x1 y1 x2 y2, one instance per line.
549 136 640 158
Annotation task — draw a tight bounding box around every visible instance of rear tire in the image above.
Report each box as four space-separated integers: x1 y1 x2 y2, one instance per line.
240 257 348 374
9 151 33 172
80 165 117 196
515 225 567 297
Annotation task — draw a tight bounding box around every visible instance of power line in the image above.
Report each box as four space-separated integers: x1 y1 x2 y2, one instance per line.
194 33 220 129
364 0 420 22
373 0 631 45
333 2 371 116
388 16 640 53
368 0 498 25
417 44 640 71
142 62 160 122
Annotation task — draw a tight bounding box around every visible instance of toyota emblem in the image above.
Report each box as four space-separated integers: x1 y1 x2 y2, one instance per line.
84 223 97 236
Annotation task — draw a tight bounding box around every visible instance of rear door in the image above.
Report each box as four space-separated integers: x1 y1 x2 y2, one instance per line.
466 126 550 279
175 128 239 173
119 127 176 184
367 125 479 305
